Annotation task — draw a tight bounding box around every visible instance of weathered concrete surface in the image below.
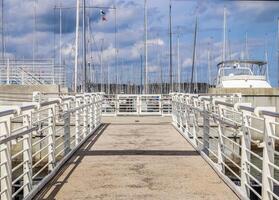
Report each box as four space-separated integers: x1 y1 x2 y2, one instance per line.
36 117 238 200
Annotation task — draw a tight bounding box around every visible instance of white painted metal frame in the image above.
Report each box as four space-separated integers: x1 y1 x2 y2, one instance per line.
171 92 279 200
0 93 103 200
102 94 172 116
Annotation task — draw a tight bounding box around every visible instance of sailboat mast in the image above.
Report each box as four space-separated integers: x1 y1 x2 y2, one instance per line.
222 7 226 62
190 17 198 93
1 0 4 59
144 0 148 94
82 0 87 92
100 39 104 92
245 32 249 59
277 18 279 87
169 0 173 92
74 0 80 92
207 48 211 88
177 31 180 92
59 1 62 67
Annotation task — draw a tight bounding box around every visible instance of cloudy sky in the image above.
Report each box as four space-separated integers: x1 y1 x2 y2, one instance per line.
2 0 279 87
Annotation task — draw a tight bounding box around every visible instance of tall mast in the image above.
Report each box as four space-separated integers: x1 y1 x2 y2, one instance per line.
245 32 249 60
59 1 62 67
114 5 118 94
140 54 143 94
265 37 269 83
207 48 211 88
82 0 87 92
177 29 180 92
74 0 80 92
100 39 104 92
144 0 148 94
33 0 37 62
190 16 198 93
277 18 279 87
169 0 173 92
222 7 226 62
1 0 4 59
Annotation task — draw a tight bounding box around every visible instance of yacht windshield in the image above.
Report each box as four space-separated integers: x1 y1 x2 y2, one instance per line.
222 68 253 76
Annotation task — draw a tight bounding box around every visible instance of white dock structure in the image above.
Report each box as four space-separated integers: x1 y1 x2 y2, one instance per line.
0 92 279 199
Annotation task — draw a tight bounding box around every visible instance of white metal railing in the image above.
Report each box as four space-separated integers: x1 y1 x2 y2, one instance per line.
0 93 103 200
102 94 172 116
0 59 66 86
171 93 279 200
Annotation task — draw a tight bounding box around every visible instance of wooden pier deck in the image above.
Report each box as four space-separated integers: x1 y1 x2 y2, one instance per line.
35 117 238 200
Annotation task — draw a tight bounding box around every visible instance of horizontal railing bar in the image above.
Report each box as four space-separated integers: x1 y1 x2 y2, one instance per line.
0 126 38 145
0 109 17 117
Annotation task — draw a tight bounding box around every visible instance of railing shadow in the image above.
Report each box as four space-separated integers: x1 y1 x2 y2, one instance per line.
77 150 199 156
34 123 110 200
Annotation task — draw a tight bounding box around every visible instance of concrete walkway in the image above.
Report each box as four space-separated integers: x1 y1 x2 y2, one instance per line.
36 117 238 200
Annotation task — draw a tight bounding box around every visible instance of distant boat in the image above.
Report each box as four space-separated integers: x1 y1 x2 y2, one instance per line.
216 60 271 88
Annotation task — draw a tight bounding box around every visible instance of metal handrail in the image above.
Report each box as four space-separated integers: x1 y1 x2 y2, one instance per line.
0 93 103 200
171 92 279 200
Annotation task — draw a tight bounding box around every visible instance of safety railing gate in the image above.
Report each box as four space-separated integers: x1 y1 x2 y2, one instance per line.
102 94 172 116
0 93 103 200
172 93 279 200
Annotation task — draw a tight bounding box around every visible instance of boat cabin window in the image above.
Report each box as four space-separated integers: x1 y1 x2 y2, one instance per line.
222 68 253 76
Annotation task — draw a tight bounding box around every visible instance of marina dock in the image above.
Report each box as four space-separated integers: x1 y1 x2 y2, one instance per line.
35 116 237 200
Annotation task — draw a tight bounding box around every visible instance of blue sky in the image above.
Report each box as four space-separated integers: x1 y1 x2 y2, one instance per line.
2 0 279 86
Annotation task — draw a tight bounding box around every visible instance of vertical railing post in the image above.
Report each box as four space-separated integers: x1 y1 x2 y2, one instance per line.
75 97 81 146
98 94 103 125
0 115 12 200
261 110 275 200
181 95 186 132
203 101 210 156
63 101 71 155
6 58 10 84
192 97 199 146
240 110 251 199
178 95 183 128
216 103 225 172
184 96 191 136
22 109 33 197
159 94 162 115
93 94 97 128
137 95 140 115
83 95 88 138
48 105 56 171
89 94 94 132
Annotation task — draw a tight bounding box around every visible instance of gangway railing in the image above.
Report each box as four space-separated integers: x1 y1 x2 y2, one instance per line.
0 93 103 200
102 94 172 116
172 93 279 200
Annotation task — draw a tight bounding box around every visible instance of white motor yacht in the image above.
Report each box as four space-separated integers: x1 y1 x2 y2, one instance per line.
216 60 271 88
